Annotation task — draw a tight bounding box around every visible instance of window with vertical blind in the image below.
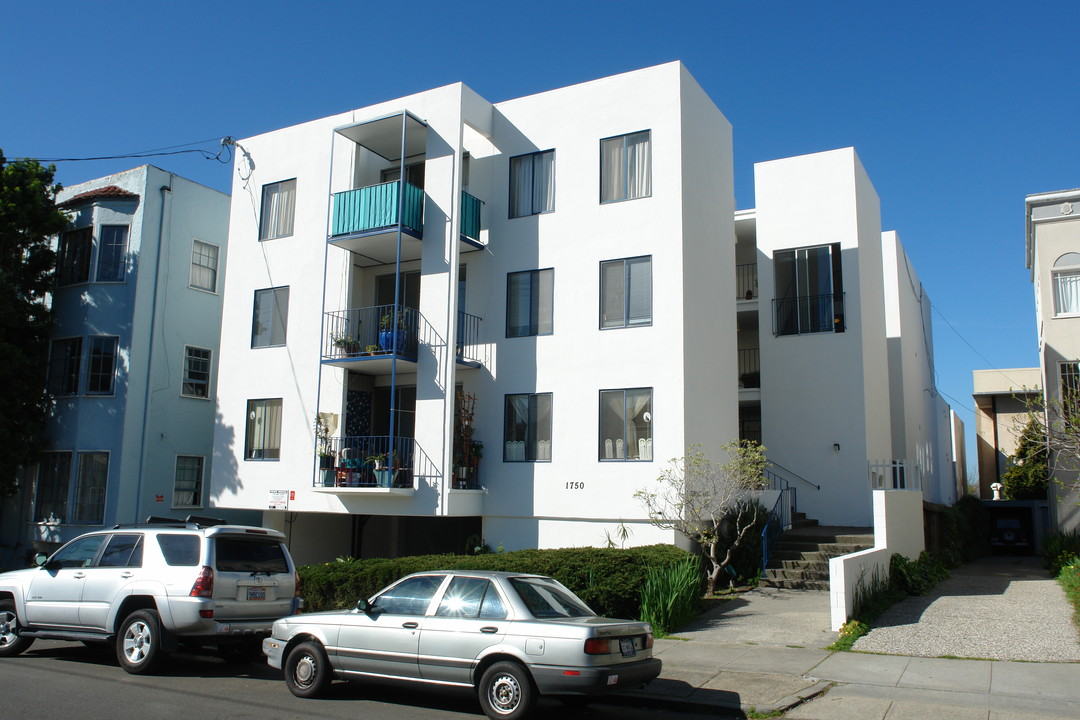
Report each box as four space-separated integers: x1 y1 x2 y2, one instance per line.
259 179 296 240
245 398 282 460
506 269 554 338
601 256 652 328
252 287 289 347
509 150 555 218
600 131 651 203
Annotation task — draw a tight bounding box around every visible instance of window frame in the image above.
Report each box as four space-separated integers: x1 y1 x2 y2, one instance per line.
508 149 555 218
505 269 554 338
35 451 72 523
600 130 652 204
182 345 212 399
773 243 846 336
245 398 283 461
190 239 220 293
95 224 129 283
599 387 654 462
48 337 83 396
258 178 297 241
86 336 119 396
251 286 290 348
172 455 205 509
600 255 653 329
1051 253 1080 317
57 227 93 286
503 392 553 463
72 451 109 525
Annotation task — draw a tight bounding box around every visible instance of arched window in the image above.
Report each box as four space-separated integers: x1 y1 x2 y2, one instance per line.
1052 253 1080 316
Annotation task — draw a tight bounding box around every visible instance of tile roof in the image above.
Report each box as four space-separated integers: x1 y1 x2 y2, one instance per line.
60 185 140 207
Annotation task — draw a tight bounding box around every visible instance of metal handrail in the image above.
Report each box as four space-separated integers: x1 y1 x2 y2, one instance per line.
765 461 821 491
761 486 794 572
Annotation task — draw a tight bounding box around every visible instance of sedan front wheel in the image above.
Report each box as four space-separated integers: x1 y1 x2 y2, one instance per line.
283 641 331 698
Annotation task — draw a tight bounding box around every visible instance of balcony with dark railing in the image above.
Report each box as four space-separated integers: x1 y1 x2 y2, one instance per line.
736 263 758 301
315 435 415 491
738 348 760 389
323 304 419 372
773 293 846 336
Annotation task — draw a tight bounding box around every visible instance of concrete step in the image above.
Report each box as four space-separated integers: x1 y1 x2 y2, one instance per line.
758 577 830 591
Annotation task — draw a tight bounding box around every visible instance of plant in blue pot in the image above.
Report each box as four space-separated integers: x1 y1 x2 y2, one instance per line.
378 311 408 352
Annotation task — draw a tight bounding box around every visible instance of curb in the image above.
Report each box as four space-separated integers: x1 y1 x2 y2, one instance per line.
610 678 835 716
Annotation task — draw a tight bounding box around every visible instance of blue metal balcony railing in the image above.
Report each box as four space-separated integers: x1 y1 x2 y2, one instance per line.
460 191 481 244
331 180 424 237
324 304 419 360
317 435 415 488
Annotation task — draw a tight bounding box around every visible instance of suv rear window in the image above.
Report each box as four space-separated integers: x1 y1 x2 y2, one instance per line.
157 534 201 566
214 537 289 574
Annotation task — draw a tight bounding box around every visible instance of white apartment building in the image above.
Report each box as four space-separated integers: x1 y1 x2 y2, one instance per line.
0 166 258 567
1026 188 1080 532
209 63 957 563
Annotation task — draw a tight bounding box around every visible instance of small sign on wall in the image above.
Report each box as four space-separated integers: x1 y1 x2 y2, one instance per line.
269 490 289 510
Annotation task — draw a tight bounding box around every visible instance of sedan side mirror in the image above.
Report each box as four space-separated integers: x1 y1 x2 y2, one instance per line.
355 598 373 613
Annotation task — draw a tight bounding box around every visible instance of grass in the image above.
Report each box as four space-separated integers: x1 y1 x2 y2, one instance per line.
746 708 785 719
1057 558 1080 627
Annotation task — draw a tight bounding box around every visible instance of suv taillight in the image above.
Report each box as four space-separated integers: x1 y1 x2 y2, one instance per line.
190 566 214 597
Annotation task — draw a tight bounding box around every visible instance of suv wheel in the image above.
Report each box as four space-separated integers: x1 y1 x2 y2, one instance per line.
284 641 331 698
117 609 164 674
0 600 34 657
478 661 536 720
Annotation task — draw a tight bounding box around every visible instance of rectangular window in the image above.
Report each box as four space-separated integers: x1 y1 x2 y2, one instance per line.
259 179 296 240
600 388 653 461
72 452 108 524
381 161 426 189
35 452 72 522
506 269 554 338
252 287 290 347
57 227 93 285
503 393 552 462
86 336 119 395
245 398 283 460
1061 361 1080 416
182 346 211 398
601 130 651 203
173 455 204 508
95 225 128 282
601 256 652 328
774 243 845 336
48 337 82 396
509 150 555 218
190 240 219 292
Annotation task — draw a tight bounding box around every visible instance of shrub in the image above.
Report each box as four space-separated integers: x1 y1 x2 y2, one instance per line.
298 544 692 620
1042 529 1080 577
890 551 949 595
639 553 703 635
1056 557 1080 628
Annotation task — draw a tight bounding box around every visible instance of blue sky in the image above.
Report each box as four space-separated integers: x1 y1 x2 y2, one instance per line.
4 1 1077 475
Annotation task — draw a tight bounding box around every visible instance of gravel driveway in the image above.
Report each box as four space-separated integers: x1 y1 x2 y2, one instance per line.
852 555 1080 662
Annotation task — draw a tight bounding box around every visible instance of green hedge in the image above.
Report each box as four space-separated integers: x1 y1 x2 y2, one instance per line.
298 544 692 620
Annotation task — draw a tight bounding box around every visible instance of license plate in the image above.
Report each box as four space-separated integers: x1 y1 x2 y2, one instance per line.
619 638 636 657
247 587 266 600
606 675 619 686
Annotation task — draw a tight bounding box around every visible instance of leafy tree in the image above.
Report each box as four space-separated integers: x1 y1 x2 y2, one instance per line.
1001 416 1049 500
0 151 66 496
635 441 768 595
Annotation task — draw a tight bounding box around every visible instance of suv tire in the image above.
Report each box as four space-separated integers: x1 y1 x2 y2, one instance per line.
117 609 164 674
284 641 331 698
0 600 34 657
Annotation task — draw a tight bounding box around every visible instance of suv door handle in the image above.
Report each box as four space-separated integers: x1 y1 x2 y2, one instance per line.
480 626 500 634
120 572 134 578
73 572 86 579
402 621 419 629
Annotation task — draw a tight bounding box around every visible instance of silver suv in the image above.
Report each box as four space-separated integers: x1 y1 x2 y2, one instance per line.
0 517 300 674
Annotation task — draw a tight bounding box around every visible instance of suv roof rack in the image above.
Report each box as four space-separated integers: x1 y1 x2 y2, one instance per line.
111 515 232 530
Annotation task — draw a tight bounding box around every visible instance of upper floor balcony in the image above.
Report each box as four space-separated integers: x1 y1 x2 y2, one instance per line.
736 263 758 302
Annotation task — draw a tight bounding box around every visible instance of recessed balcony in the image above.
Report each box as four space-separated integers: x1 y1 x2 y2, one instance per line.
313 435 415 493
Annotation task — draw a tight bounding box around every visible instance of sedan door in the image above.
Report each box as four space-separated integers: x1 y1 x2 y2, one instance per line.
418 576 508 684
24 535 106 628
335 575 445 680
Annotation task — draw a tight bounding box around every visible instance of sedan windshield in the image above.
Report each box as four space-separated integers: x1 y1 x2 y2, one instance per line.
509 577 595 619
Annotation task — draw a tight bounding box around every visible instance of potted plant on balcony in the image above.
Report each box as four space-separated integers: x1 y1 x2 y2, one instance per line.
378 311 408 352
314 413 336 486
368 451 399 488
453 392 479 489
332 333 360 356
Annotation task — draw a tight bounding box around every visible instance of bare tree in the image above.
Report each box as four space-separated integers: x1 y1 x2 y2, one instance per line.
1019 391 1080 481
635 441 768 595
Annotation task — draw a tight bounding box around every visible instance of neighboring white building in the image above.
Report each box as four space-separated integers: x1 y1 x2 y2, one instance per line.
1025 188 1080 532
209 63 956 563
0 166 257 566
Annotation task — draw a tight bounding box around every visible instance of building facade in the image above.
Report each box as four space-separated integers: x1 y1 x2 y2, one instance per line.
0 166 256 566
208 63 957 563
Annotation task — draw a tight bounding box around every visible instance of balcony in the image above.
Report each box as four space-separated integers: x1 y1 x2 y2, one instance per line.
738 348 760 388
736 263 758 301
773 293 846 336
323 304 419 373
315 435 415 492
329 181 424 266
460 191 482 248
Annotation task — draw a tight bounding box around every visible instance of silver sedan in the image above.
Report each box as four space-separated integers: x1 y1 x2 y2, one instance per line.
263 569 661 719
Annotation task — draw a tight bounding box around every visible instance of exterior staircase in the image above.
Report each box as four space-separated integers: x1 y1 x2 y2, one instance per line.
761 520 874 591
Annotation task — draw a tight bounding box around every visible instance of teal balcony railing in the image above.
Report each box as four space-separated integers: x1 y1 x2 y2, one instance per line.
460 191 481 243
331 180 424 237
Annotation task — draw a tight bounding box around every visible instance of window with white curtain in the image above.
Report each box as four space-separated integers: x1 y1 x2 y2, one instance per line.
601 256 652 328
252 286 290 347
599 388 653 461
506 269 554 337
503 393 552 462
245 398 282 460
73 451 108 524
190 240 219 292
36 452 72 522
173 455 204 508
509 150 555 218
86 336 118 395
1052 253 1080 316
182 346 211 398
259 179 296 240
600 131 651 203
96 225 128 282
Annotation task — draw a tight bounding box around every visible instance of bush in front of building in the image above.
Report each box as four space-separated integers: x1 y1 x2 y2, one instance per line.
298 544 692 620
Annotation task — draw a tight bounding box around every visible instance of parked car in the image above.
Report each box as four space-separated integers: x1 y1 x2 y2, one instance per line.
262 569 661 719
0 517 301 674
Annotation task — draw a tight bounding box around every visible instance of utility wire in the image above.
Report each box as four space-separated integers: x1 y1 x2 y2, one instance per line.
12 138 233 164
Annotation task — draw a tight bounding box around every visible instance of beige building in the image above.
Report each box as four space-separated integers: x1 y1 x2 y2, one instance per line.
972 367 1041 499
1026 188 1080 532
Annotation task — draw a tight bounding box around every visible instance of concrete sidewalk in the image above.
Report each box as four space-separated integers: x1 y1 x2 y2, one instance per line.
618 557 1080 718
